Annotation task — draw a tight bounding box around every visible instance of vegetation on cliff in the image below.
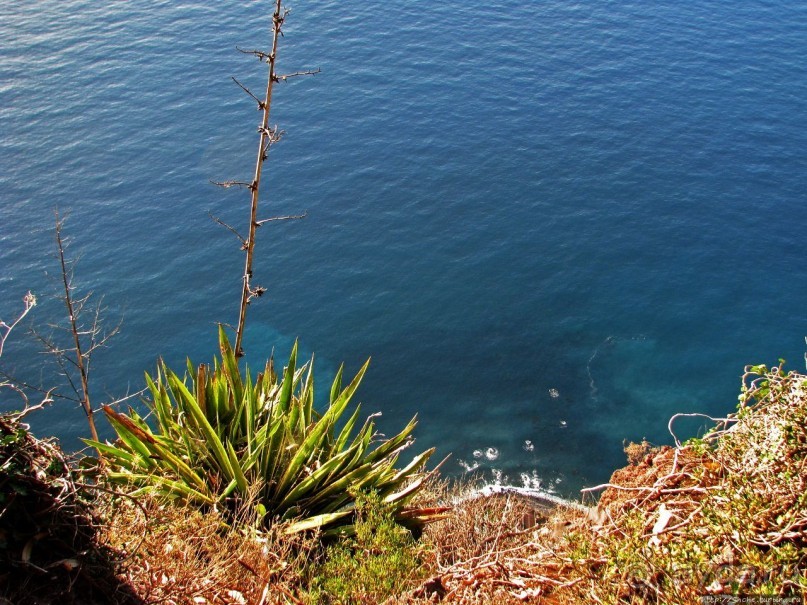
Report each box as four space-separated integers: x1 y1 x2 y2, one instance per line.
2 364 805 604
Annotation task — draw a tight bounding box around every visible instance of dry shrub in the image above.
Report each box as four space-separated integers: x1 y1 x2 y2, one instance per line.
98 492 316 605
595 445 686 511
414 481 587 604
0 415 141 604
717 367 807 548
623 439 655 466
561 365 807 604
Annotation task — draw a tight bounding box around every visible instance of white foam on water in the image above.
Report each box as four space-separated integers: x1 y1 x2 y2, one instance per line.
476 484 589 512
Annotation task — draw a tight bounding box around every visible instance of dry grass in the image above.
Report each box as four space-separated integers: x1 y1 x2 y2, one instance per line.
408 482 587 604
98 492 317 605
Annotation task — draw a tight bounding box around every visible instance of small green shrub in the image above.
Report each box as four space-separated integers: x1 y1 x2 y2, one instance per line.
306 490 427 604
88 326 438 535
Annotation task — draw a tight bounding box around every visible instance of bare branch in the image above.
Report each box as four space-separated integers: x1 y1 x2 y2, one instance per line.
255 211 307 226
231 76 264 109
85 302 121 364
210 179 255 191
580 483 717 496
208 211 247 248
34 328 83 402
234 0 288 358
236 46 271 61
258 125 284 144
72 291 93 317
0 369 78 403
91 386 147 416
32 329 81 373
1 381 30 408
14 389 56 420
276 67 321 82
0 294 40 420
54 211 100 445
667 412 735 447
0 291 37 358
247 284 267 301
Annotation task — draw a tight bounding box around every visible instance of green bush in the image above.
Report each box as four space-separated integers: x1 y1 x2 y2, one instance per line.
306 490 427 604
87 326 438 535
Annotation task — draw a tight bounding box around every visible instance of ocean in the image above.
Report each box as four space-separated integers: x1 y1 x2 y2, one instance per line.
2 0 806 496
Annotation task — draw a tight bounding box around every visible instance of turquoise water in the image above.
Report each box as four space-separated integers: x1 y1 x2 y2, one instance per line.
2 1 806 496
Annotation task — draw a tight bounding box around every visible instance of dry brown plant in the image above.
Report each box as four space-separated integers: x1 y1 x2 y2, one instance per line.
410 482 586 604
98 492 318 605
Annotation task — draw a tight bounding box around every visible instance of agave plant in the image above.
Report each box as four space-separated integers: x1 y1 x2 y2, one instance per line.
86 326 442 534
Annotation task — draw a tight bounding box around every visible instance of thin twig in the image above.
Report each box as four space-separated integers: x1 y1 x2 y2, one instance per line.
209 179 255 190
13 389 56 420
54 212 100 445
0 291 36 358
667 412 735 447
0 369 75 402
580 483 716 495
208 212 247 247
255 211 307 226
276 67 321 82
236 46 271 61
89 386 148 417
231 76 265 109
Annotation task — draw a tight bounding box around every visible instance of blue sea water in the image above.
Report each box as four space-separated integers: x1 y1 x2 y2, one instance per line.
2 1 806 497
